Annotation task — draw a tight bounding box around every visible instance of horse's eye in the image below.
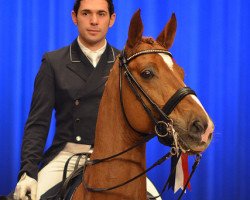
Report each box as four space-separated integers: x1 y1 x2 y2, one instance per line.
140 70 154 79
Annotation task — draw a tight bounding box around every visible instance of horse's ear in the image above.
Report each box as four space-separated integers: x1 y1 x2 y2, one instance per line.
126 9 144 50
156 13 177 49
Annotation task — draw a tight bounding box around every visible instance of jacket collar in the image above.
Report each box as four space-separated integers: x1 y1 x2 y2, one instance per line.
70 39 116 64
67 39 118 98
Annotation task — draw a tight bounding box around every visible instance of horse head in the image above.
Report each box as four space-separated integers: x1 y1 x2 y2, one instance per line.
120 9 214 154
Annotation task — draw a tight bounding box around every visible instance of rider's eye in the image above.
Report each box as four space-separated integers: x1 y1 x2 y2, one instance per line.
82 12 88 16
140 69 154 79
99 12 107 16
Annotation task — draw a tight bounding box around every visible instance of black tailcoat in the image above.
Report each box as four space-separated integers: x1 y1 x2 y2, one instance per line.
19 39 120 180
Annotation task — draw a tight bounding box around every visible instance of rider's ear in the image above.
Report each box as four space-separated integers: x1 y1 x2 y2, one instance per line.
125 9 144 50
156 13 177 50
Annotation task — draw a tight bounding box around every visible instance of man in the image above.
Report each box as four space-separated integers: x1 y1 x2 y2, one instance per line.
14 0 118 199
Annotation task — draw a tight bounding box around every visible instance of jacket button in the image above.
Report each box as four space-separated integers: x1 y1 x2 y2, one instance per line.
75 99 80 106
75 118 80 123
76 136 81 142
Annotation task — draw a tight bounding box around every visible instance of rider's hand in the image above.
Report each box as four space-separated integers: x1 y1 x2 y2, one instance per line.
14 173 37 200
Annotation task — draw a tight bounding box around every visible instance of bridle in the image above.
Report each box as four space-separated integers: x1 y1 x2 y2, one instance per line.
119 49 197 149
60 48 202 200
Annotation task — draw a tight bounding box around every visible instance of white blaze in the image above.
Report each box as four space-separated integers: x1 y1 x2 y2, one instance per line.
159 53 174 70
159 53 214 142
191 95 214 142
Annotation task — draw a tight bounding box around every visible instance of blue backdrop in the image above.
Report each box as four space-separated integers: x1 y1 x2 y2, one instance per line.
0 0 249 199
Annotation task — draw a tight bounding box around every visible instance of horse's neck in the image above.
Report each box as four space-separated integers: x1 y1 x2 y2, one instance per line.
84 66 147 199
93 65 146 160
94 91 145 158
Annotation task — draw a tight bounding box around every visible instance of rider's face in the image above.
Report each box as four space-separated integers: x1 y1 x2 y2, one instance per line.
72 0 116 50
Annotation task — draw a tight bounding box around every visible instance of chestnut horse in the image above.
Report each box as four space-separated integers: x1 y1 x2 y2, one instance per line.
71 10 214 200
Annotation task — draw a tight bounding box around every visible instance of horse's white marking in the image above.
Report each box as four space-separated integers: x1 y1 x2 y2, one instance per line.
190 94 214 142
159 53 174 70
159 52 213 142
190 94 205 111
202 120 213 142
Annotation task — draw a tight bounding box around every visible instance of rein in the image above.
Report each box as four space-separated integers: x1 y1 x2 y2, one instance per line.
79 49 201 199
82 146 178 192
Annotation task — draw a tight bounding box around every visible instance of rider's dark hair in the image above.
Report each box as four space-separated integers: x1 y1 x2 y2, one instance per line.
73 0 114 16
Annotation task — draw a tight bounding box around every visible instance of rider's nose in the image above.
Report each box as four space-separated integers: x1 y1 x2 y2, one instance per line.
90 14 98 25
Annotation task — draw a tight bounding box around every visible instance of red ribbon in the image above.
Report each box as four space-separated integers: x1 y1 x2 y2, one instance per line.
181 153 191 190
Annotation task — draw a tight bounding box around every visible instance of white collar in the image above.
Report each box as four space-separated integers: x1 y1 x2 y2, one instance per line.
77 37 107 67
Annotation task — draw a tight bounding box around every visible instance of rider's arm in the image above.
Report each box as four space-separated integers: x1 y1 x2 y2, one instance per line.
18 53 55 180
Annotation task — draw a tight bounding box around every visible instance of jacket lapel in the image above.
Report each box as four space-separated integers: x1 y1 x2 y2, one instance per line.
66 40 94 82
77 44 117 97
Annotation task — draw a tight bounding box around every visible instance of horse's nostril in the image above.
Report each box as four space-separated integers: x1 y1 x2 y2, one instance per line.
190 120 205 135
